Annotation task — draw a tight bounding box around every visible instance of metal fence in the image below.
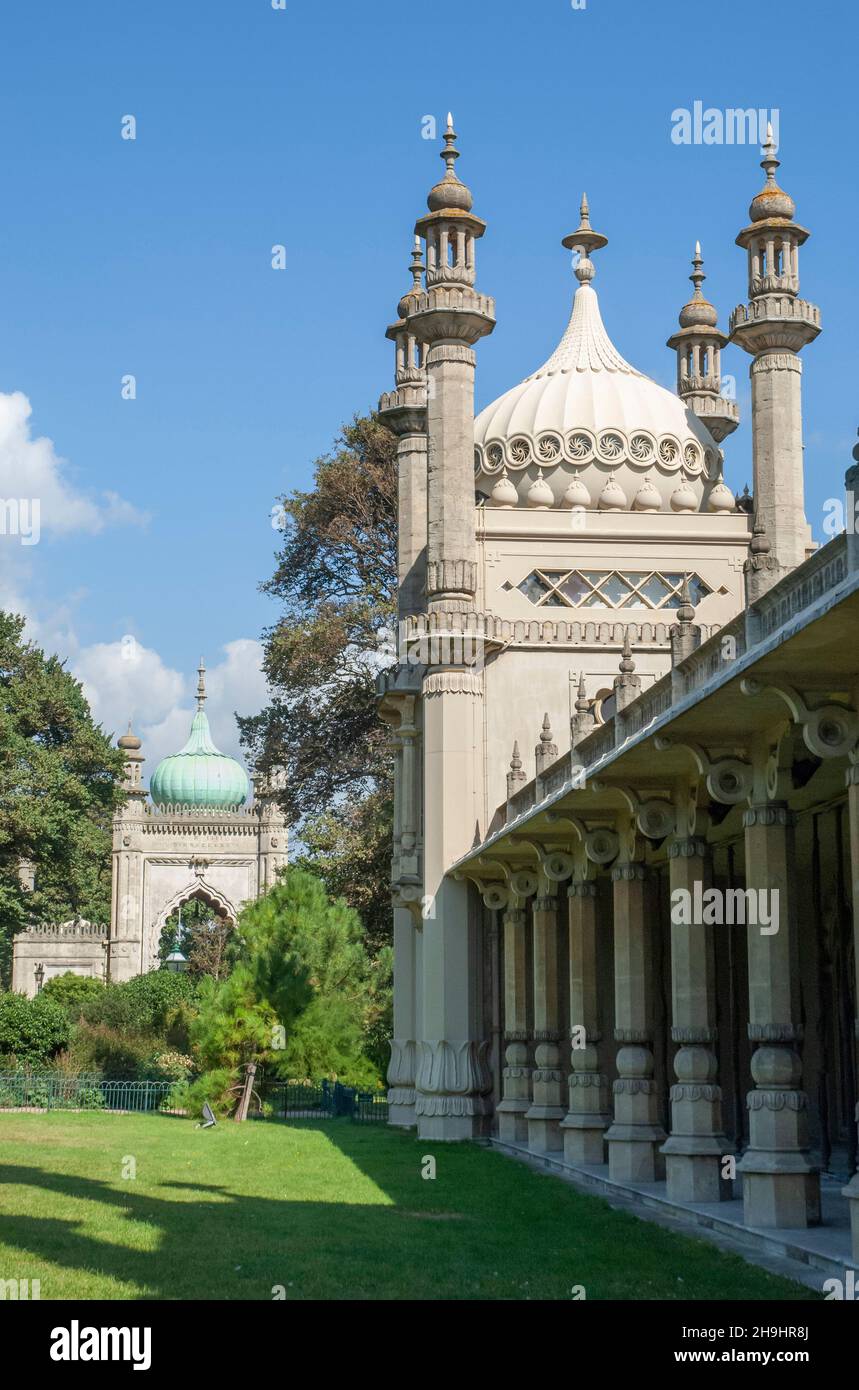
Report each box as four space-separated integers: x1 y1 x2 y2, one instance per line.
0 1073 176 1113
255 1077 388 1124
0 1073 389 1123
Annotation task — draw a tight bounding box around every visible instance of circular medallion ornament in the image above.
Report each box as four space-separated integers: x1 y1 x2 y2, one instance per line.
508 437 531 468
566 430 594 462
629 432 656 465
597 430 626 462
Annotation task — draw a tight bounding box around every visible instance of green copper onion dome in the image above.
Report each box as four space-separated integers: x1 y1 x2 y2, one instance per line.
149 659 250 809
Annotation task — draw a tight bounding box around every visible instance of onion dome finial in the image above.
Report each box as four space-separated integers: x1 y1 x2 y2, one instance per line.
562 192 608 285
678 241 718 328
427 111 473 213
749 123 796 223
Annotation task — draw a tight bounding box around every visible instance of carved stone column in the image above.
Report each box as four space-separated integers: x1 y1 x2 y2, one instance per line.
387 904 419 1127
496 906 531 1143
416 666 490 1139
526 891 565 1152
661 835 730 1202
842 762 859 1257
561 881 610 1164
605 860 666 1182
738 802 820 1227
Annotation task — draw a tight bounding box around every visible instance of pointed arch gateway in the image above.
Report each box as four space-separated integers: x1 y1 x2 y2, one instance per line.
156 878 240 935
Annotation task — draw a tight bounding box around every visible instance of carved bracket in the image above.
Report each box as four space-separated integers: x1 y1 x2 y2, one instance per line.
740 678 859 760
654 735 753 806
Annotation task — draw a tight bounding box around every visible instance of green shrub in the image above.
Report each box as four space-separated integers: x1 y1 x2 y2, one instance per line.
68 1023 155 1079
0 993 70 1064
80 970 199 1035
40 973 106 1020
170 1068 236 1119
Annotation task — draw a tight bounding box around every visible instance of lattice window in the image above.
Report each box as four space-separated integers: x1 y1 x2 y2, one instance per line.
513 568 711 610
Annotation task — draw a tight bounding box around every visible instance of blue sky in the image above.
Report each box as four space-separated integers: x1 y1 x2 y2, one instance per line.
0 0 855 766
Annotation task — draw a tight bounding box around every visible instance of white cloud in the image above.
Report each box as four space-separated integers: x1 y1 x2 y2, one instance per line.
0 390 147 537
74 635 268 777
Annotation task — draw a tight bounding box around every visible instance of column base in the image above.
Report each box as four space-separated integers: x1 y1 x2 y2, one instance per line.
497 1102 529 1144
739 1159 821 1228
843 1172 859 1261
525 1105 564 1154
387 1101 417 1128
605 1123 667 1183
560 1115 609 1165
417 1112 485 1141
662 1142 732 1204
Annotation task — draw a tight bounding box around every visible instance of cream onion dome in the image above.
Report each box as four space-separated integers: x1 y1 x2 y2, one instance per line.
707 476 736 512
561 476 591 509
490 468 518 507
526 469 554 508
670 481 698 513
633 475 661 512
474 197 719 511
598 477 627 511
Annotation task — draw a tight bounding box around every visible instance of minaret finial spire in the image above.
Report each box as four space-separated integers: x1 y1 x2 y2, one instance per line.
441 111 460 178
690 240 706 299
196 657 207 711
562 192 608 285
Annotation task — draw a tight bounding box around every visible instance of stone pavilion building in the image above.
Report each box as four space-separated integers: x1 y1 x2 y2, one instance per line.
377 118 859 1272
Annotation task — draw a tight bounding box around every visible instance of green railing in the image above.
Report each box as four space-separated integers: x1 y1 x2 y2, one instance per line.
256 1077 388 1124
0 1074 177 1113
0 1073 389 1123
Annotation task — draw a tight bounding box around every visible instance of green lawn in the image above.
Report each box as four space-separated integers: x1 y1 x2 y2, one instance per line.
0 1111 814 1300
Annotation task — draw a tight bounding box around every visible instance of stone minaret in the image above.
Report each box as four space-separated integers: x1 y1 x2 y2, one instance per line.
405 114 495 613
402 118 495 1139
730 127 820 581
110 722 147 983
379 238 428 621
667 242 739 445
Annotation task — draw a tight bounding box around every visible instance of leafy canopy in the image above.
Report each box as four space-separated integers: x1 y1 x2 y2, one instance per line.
0 611 125 984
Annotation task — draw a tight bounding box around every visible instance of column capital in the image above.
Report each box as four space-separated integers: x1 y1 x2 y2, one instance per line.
611 862 650 883
742 802 796 829
568 881 598 899
671 1026 717 1044
748 1021 803 1043
534 893 559 913
668 836 709 860
614 1027 651 1044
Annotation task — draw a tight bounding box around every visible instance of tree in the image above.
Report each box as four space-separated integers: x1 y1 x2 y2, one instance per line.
0 612 126 985
188 868 385 1103
293 787 394 958
238 414 397 830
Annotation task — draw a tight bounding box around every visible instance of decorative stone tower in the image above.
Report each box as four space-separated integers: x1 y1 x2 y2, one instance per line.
14 662 289 994
402 116 496 1138
406 114 495 613
379 238 428 621
667 242 739 445
730 127 820 580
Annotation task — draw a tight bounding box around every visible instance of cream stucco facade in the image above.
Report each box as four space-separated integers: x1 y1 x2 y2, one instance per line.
379 119 859 1270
